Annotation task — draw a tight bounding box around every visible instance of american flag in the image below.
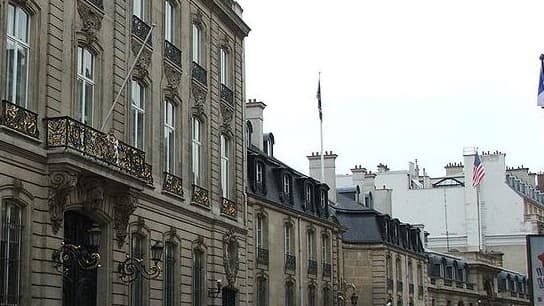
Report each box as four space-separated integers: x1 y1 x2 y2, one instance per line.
472 152 485 188
316 78 322 121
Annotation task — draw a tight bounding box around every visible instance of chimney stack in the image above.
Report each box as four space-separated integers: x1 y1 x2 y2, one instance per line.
308 151 338 203
246 99 267 150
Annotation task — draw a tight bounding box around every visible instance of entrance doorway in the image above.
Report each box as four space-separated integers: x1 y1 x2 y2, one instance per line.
222 287 237 306
63 211 98 306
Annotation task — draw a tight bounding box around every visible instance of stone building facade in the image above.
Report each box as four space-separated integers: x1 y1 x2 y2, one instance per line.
0 0 250 305
333 195 428 306
245 100 343 306
427 251 530 306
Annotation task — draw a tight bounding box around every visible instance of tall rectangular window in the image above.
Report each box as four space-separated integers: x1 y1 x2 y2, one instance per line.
256 215 264 248
321 235 330 264
285 282 295 306
306 185 312 205
76 47 95 125
256 163 263 185
131 234 144 306
164 1 174 42
0 200 22 306
192 24 201 63
256 276 267 306
164 101 175 173
307 231 315 260
133 0 144 19
220 48 229 86
323 287 331 306
131 81 145 150
284 224 291 255
165 242 176 306
5 4 29 107
192 117 202 185
193 250 204 306
220 135 229 198
308 285 316 306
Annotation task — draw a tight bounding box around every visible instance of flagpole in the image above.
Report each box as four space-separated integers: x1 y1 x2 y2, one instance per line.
318 72 325 182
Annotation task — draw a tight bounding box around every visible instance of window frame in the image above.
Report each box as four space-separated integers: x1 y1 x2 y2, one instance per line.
192 117 202 185
130 232 146 306
284 223 293 255
192 249 205 306
0 199 23 306
256 274 268 306
5 3 30 107
164 0 175 42
219 47 230 86
133 0 145 20
131 80 146 150
321 234 331 264
256 214 267 249
164 241 177 306
308 284 316 306
76 46 95 125
220 134 230 198
284 280 295 306
164 100 175 173
192 23 202 64
307 230 316 260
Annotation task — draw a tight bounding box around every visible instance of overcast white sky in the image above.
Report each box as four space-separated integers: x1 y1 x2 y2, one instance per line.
238 0 544 177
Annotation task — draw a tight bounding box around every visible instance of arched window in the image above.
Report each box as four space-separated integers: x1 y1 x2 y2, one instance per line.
0 199 22 305
131 80 146 150
77 47 95 125
5 4 29 107
193 249 205 306
245 121 253 147
285 280 295 306
131 233 145 306
192 117 202 184
164 100 175 173
256 274 268 306
220 134 230 198
164 242 176 306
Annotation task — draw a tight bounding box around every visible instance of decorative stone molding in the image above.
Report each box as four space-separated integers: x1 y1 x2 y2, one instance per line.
131 43 152 80
192 10 205 30
48 170 78 234
114 192 136 248
164 65 182 99
223 229 239 286
193 235 206 252
79 176 105 211
12 178 23 199
220 103 233 132
191 83 207 118
77 0 103 45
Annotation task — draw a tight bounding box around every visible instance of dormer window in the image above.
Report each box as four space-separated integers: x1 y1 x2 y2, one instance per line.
305 184 313 207
254 161 266 194
263 133 274 156
281 174 292 203
246 121 253 147
320 190 327 209
256 163 263 184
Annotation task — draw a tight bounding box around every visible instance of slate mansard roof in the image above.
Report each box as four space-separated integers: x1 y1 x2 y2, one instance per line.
246 145 334 224
334 192 425 255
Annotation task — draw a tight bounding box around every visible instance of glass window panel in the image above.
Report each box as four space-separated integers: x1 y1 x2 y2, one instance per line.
7 5 15 36
83 48 93 79
192 25 200 63
15 8 28 43
133 0 144 19
1 202 22 305
84 82 93 125
165 1 174 42
137 111 144 150
5 42 15 103
165 243 176 306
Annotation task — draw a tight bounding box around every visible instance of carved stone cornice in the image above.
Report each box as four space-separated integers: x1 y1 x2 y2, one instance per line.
114 192 136 248
131 44 152 80
79 176 105 211
192 83 207 119
48 170 78 234
223 229 239 286
77 0 103 45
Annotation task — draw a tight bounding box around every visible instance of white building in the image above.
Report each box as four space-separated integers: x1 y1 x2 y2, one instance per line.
337 148 544 274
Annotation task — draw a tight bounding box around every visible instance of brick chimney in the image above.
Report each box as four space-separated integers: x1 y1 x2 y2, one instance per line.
445 162 464 176
246 99 266 150
308 151 338 203
537 173 544 191
350 165 367 203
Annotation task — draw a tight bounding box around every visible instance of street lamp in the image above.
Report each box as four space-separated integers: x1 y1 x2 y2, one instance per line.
118 240 164 283
350 292 359 305
52 224 102 274
208 279 223 297
386 297 393 306
338 280 359 305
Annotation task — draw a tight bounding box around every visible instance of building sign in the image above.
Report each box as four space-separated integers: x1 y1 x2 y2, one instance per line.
528 235 544 305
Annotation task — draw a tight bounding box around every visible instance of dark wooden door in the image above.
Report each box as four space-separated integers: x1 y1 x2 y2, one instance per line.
222 287 237 306
63 211 97 306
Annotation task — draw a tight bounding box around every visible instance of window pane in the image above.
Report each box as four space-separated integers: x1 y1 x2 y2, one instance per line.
5 42 15 103
137 111 144 149
131 235 144 306
133 0 144 19
7 5 15 36
83 48 93 79
165 243 176 306
15 6 29 42
1 202 22 305
165 1 173 42
84 82 94 125
192 25 200 63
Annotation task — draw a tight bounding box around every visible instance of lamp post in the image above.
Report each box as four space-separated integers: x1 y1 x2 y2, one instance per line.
118 240 164 283
208 279 223 297
52 224 102 274
337 280 359 305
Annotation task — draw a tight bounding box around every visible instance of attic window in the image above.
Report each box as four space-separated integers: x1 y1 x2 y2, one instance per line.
281 174 292 202
305 184 313 207
264 139 273 156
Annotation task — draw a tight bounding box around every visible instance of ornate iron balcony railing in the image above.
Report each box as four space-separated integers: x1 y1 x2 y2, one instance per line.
220 84 234 106
192 61 207 87
191 184 209 207
86 0 103 9
221 197 237 219
285 254 296 271
1 100 39 139
257 248 269 266
163 172 183 197
308 259 317 275
45 117 152 183
322 263 331 278
132 15 152 46
164 40 181 68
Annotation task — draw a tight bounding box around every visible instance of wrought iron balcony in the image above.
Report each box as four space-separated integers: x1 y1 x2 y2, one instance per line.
85 0 103 9
192 61 207 87
387 278 394 290
257 248 269 266
1 100 39 139
191 184 209 207
132 15 152 46
221 197 237 219
409 283 414 294
163 172 183 197
164 40 181 68
308 259 317 275
397 280 403 291
45 117 152 183
285 254 296 271
220 84 234 106
322 263 331 278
